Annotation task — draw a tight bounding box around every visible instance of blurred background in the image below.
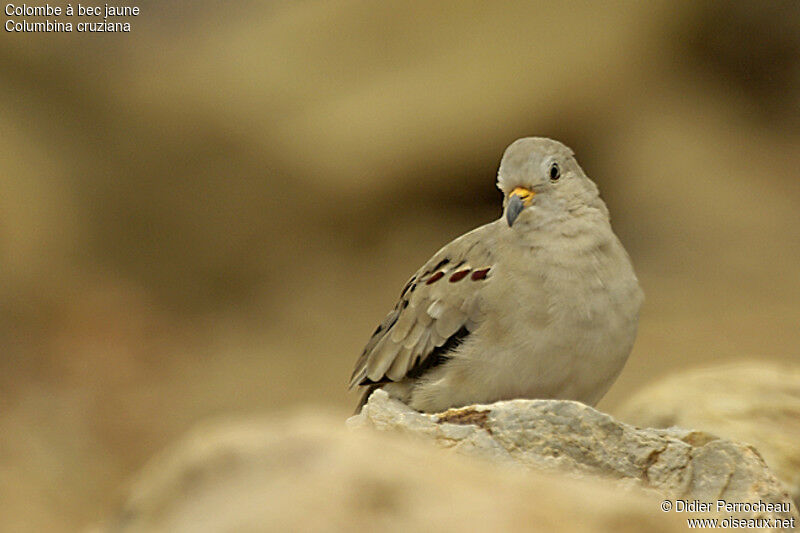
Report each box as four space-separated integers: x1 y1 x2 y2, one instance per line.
1 1 799 530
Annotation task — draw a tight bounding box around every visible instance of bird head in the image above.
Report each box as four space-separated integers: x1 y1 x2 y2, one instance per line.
496 137 607 228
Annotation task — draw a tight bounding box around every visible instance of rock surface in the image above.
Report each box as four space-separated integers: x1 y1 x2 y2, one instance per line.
349 389 797 524
615 361 800 509
105 412 686 533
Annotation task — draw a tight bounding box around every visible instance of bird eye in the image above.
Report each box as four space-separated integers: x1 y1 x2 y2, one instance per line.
549 162 560 181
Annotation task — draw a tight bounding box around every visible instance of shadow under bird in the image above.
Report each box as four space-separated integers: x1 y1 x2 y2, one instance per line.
349 137 643 413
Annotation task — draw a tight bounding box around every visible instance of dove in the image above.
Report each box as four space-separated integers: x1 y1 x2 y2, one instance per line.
349 137 643 413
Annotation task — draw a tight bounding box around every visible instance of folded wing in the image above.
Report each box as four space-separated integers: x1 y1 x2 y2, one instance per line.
349 226 496 388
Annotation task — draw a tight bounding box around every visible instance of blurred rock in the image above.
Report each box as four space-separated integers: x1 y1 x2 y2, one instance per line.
350 390 796 523
680 0 800 125
107 412 685 533
615 362 800 508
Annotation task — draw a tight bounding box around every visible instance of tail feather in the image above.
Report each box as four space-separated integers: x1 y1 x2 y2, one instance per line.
354 384 381 415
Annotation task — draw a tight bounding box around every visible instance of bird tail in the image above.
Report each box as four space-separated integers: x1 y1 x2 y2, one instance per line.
353 384 381 415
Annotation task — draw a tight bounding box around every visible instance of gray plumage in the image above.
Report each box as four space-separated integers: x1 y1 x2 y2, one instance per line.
350 137 643 413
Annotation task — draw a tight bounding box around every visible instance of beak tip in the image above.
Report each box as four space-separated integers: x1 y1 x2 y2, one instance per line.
506 196 524 227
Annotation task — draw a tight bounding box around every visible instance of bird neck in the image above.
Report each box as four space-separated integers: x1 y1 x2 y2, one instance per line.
516 204 612 247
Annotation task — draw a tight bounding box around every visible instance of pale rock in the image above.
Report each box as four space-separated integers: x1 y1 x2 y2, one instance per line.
349 389 797 524
106 412 685 533
615 362 800 508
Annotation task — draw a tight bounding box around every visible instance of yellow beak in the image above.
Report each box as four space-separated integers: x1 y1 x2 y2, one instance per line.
509 186 535 206
506 187 534 227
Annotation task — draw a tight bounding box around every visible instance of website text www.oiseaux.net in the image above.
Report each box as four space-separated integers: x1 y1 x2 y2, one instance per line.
660 499 795 529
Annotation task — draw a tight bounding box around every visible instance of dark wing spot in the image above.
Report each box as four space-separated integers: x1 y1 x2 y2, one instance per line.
470 268 490 281
400 277 417 298
370 311 398 340
449 269 470 282
432 258 450 271
426 272 444 284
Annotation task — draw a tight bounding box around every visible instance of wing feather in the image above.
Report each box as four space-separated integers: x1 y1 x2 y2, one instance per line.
403 319 427 349
386 343 415 382
390 306 417 342
364 334 403 382
349 222 498 389
434 307 467 340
